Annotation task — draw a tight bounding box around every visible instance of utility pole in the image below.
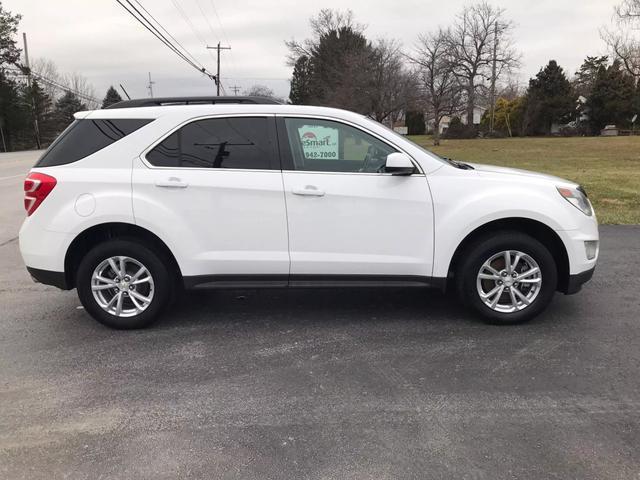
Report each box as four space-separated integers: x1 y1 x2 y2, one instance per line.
0 118 6 153
23 32 41 149
147 72 155 98
489 21 498 134
119 83 131 100
230 85 241 95
207 42 231 96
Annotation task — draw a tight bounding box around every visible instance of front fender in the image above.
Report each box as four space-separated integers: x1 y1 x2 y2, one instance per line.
428 170 581 278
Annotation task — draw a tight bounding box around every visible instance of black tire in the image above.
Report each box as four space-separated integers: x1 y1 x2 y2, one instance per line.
76 239 172 329
455 231 558 325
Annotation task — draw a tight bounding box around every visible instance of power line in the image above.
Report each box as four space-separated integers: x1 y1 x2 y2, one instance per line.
221 76 290 81
119 0 209 73
115 0 215 80
7 67 101 104
194 0 219 42
170 0 216 64
117 0 193 68
129 0 202 68
31 72 100 104
208 0 227 39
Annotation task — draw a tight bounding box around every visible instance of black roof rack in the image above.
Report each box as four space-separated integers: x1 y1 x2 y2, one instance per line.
106 96 283 109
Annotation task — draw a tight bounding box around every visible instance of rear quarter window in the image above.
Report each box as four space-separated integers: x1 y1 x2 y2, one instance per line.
36 118 153 167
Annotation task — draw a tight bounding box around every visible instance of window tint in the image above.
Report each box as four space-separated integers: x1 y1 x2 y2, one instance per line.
36 119 152 167
146 117 273 170
283 118 397 173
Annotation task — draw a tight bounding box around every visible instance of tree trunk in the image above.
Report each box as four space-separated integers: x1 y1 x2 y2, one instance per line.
466 80 475 127
433 118 441 146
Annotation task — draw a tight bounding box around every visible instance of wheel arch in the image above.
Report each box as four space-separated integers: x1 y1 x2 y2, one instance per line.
446 217 571 293
64 222 183 289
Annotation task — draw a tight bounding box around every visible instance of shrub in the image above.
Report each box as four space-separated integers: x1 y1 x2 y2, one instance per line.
444 116 478 139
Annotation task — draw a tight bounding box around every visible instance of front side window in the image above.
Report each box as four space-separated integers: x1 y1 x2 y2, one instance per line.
36 119 153 167
282 118 397 173
146 117 273 170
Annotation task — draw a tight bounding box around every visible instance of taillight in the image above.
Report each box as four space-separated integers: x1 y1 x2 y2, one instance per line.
24 172 57 216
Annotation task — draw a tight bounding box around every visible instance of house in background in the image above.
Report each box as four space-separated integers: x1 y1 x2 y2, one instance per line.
429 106 487 135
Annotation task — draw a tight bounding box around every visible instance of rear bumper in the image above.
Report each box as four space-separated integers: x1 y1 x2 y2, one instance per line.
564 266 595 295
19 219 72 272
26 267 69 290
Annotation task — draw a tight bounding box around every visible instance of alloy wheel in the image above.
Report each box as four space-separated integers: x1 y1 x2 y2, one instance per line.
476 250 542 313
91 256 155 317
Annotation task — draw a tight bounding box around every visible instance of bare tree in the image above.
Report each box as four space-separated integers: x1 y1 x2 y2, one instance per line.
409 30 461 145
367 39 416 124
497 76 524 101
245 84 275 98
445 2 519 127
615 0 640 19
285 9 364 65
64 72 99 109
29 58 99 108
30 58 62 100
602 1 640 83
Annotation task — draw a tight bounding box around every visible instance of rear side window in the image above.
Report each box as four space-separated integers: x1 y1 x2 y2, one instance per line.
36 119 153 167
146 117 273 170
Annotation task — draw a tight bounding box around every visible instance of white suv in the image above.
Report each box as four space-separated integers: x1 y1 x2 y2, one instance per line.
19 97 599 329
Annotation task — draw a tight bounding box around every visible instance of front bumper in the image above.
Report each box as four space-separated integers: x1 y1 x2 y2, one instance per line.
564 266 595 295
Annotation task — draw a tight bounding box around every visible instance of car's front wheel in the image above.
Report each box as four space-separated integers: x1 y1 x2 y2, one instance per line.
76 239 172 329
456 232 558 324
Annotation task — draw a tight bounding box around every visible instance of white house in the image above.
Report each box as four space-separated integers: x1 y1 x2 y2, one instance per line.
430 106 487 135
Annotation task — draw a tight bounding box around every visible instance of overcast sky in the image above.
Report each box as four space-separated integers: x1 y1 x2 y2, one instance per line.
6 0 621 102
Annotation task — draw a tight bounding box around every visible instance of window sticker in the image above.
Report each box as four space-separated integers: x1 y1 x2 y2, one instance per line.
298 125 339 159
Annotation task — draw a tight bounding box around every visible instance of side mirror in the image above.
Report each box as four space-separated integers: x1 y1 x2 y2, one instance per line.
385 153 416 176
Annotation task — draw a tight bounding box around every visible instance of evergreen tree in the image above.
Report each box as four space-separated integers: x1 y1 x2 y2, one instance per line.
0 71 28 151
101 86 122 108
0 3 25 151
573 56 609 98
444 116 466 138
0 3 21 66
586 60 636 134
523 60 575 135
287 12 376 113
21 79 55 146
405 111 426 135
308 26 376 113
289 55 312 104
54 92 86 130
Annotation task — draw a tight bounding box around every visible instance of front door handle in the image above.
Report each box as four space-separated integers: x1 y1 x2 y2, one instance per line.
292 185 325 197
155 177 188 188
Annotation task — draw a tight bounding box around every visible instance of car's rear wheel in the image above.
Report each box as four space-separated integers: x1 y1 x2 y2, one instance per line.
456 232 558 324
76 240 171 329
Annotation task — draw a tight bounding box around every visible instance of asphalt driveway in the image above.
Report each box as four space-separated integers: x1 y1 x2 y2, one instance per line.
1 152 639 479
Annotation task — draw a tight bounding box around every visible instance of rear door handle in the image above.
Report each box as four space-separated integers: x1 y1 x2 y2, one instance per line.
292 185 325 197
155 177 188 188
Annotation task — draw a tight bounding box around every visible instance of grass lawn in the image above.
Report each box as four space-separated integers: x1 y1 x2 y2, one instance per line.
407 135 640 224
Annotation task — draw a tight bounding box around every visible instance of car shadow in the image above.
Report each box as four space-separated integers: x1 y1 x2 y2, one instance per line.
159 286 479 330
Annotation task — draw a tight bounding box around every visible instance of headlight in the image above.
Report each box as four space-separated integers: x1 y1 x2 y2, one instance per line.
556 186 593 216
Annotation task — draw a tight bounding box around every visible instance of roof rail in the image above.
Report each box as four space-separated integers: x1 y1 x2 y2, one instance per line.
106 96 283 109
